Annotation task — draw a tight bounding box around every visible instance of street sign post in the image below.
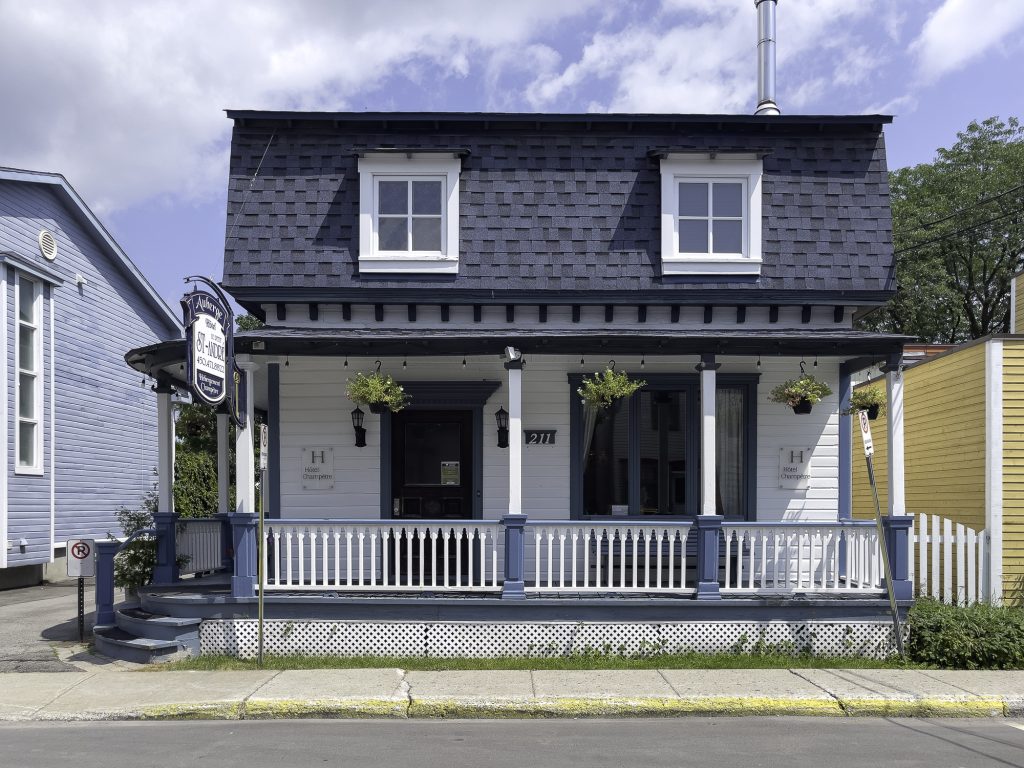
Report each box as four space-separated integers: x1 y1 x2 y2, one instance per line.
858 412 904 656
67 539 95 642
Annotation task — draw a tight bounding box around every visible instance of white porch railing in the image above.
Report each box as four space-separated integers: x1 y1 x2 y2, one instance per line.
910 512 989 605
721 522 884 594
525 522 694 593
262 520 502 592
176 518 224 575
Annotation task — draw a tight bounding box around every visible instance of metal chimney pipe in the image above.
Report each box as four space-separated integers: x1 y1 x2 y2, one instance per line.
755 0 780 116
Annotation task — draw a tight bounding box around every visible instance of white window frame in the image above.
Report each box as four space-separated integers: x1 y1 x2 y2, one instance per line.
14 273 43 475
660 154 763 275
358 154 461 274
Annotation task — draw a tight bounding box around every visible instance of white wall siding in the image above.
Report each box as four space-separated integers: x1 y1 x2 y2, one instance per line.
276 354 840 523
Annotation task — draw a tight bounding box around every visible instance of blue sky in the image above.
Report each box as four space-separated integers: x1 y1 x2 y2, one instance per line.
1 0 1022 312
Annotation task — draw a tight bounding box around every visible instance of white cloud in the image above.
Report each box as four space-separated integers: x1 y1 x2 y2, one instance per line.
910 0 1024 83
0 0 596 213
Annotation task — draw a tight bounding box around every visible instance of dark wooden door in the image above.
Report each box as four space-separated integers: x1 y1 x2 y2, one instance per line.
390 410 474 585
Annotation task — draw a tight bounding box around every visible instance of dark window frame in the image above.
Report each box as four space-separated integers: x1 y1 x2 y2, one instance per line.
569 372 758 520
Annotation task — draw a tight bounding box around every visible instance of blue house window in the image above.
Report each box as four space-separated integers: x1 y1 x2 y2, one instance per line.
570 374 757 519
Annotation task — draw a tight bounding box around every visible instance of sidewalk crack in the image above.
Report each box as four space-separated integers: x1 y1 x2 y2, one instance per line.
32 671 97 718
399 668 412 717
656 669 682 697
787 668 848 715
239 670 281 720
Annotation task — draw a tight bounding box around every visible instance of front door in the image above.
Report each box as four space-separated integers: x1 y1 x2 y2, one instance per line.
391 409 474 520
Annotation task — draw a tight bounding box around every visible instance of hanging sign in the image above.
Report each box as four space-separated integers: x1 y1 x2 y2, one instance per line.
182 289 229 407
858 410 874 458
259 424 269 471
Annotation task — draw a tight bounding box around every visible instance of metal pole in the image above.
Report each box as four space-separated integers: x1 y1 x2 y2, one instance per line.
866 452 905 656
77 577 85 642
257 465 265 668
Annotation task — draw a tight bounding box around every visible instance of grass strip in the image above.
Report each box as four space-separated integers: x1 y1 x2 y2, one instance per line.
153 651 920 672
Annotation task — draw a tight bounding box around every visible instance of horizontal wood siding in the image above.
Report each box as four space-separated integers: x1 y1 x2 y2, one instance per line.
278 355 839 523
0 181 173 563
1003 340 1024 604
852 345 987 533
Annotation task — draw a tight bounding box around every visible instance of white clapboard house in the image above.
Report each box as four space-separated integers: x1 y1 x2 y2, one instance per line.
98 3 925 662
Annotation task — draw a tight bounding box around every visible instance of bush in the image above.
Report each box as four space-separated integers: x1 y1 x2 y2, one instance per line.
174 449 219 518
906 598 1024 669
112 503 157 592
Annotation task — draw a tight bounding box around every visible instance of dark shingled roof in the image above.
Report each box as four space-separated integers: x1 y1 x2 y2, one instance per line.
221 112 895 304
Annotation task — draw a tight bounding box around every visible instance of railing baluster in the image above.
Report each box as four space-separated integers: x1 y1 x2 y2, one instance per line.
558 529 566 589
570 528 578 589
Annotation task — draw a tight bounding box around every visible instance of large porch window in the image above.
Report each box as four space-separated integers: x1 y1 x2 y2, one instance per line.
573 374 756 519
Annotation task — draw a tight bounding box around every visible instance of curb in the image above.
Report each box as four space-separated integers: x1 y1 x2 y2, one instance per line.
15 696 1019 721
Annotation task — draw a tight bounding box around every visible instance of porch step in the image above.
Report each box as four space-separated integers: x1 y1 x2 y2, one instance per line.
115 608 201 655
93 625 185 665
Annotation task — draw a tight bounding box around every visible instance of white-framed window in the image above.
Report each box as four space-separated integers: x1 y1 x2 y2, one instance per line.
358 154 461 274
14 273 43 474
660 154 763 275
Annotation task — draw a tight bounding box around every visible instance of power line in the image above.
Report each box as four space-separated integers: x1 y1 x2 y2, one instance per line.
915 180 1024 230
894 204 1024 256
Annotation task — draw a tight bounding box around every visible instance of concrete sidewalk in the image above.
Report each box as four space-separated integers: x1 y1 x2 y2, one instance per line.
1 668 1023 720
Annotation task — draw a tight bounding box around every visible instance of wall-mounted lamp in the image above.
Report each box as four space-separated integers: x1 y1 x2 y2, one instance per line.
495 407 509 449
351 406 366 448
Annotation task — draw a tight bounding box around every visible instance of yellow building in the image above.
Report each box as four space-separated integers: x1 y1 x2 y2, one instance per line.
852 273 1024 605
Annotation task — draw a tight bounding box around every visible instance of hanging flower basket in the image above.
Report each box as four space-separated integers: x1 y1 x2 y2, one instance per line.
768 374 832 415
346 370 408 413
842 386 886 420
577 366 645 411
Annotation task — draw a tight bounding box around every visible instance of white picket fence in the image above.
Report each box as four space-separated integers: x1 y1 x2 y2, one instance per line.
910 512 989 605
261 520 502 592
525 522 693 593
721 522 883 594
176 518 224 575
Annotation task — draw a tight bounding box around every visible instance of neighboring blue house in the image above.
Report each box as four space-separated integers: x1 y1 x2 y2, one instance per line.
0 167 181 588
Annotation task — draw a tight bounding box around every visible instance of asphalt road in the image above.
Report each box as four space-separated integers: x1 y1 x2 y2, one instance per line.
2 719 1024 767
0 581 100 672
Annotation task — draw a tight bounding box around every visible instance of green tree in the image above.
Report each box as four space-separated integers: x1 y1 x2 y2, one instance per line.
862 117 1024 343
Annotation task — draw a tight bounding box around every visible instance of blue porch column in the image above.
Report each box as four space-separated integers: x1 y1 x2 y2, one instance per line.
94 540 120 626
882 515 913 601
151 512 178 584
231 356 259 598
694 515 723 599
501 515 527 599
501 350 527 599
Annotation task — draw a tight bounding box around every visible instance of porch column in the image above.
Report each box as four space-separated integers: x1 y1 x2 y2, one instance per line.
216 410 232 571
231 356 259 598
884 354 905 516
152 382 177 585
502 351 526 600
695 355 722 599
217 411 230 514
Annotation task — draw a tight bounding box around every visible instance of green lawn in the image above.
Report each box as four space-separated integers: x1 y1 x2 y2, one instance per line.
156 652 918 672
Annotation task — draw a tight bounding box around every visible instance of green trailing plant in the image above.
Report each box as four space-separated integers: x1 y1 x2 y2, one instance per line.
111 488 158 592
906 598 1024 669
843 386 887 417
346 369 408 412
577 367 646 410
768 374 833 408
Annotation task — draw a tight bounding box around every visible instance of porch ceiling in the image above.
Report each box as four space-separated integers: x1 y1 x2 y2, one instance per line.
127 326 910 372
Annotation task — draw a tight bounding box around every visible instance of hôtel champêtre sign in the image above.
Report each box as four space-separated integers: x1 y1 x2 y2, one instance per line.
182 290 228 407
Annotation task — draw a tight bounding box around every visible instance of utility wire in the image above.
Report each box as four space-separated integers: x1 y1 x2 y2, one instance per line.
894 204 1024 256
911 180 1024 231
227 132 277 242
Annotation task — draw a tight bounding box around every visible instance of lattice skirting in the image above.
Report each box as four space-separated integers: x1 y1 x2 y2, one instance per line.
200 619 899 659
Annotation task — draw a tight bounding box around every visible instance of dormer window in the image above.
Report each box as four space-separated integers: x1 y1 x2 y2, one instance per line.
358 153 461 274
660 154 763 275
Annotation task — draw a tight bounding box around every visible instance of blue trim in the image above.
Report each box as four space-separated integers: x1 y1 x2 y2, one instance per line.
268 363 281 519
472 406 483 519
627 393 640 513
380 411 392 518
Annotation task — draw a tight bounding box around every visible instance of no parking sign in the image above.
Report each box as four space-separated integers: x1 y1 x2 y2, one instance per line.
66 539 95 578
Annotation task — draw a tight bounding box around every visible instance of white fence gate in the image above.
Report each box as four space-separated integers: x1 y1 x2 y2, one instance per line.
910 512 989 605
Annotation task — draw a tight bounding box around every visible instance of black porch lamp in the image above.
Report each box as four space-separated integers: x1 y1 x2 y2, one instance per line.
351 406 367 448
496 407 509 449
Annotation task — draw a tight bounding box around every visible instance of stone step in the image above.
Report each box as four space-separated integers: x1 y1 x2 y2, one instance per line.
93 625 185 665
115 608 201 654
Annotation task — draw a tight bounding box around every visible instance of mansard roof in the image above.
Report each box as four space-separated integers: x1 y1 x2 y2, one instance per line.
222 111 895 307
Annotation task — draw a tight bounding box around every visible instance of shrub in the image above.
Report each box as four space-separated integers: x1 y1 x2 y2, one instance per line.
112 503 157 592
173 449 219 518
906 598 1024 669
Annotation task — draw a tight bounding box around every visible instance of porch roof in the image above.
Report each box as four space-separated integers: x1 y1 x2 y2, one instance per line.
126 326 911 385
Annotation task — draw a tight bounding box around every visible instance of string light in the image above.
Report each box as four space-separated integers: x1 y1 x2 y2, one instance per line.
462 356 467 368
640 354 645 369
402 358 407 369
756 355 761 369
813 355 818 368
343 355 348 367
285 355 290 367
580 355 585 366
